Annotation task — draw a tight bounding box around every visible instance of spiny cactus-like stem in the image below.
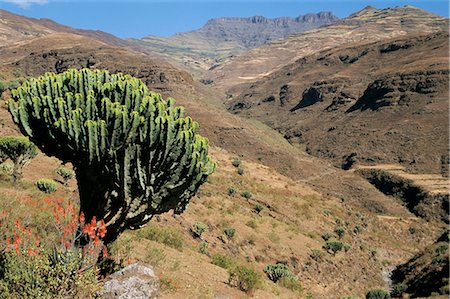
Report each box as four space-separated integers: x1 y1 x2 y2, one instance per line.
8 68 215 243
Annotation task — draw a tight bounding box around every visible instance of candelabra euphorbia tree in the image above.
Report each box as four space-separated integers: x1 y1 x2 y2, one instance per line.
8 68 215 243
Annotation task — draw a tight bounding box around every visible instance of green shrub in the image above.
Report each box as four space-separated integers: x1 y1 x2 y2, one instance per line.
56 167 75 185
310 249 323 261
231 157 241 167
0 162 13 175
137 224 184 250
211 253 235 269
228 264 261 293
228 187 237 196
335 227 345 239
198 241 208 254
278 275 302 292
35 179 58 193
354 225 362 234
366 289 390 299
343 243 351 252
144 247 166 266
241 191 252 199
0 136 37 183
390 283 407 297
0 249 99 298
237 167 244 175
435 243 448 254
263 263 293 283
323 240 344 255
408 226 416 234
191 222 208 238
246 219 258 229
254 204 264 214
224 227 236 239
321 232 332 241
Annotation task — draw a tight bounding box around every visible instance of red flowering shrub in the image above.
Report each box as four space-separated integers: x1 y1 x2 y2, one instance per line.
0 194 107 298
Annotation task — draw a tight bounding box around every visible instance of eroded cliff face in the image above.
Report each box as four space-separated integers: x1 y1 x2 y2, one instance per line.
227 31 449 174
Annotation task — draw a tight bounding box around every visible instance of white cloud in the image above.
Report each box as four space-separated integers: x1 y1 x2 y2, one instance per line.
3 0 49 8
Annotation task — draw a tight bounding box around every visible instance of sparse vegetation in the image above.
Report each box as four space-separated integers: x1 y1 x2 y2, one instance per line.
56 167 75 185
366 289 391 299
263 263 293 283
335 227 345 239
228 186 238 196
323 240 345 255
241 191 252 199
224 227 236 239
198 241 208 254
310 249 323 261
254 204 264 214
231 157 241 167
0 136 38 183
35 178 58 193
211 253 236 269
321 232 332 241
191 221 208 238
137 224 184 250
237 167 244 175
228 264 261 293
390 283 407 297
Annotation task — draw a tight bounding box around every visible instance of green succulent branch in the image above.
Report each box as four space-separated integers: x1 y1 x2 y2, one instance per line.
8 68 215 243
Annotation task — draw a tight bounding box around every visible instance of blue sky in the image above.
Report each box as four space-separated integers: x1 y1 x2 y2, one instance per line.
0 0 448 38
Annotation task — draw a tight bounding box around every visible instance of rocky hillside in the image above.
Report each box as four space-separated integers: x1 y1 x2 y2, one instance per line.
0 9 130 48
224 11 449 175
391 230 449 297
0 7 448 298
210 5 448 91
132 12 337 76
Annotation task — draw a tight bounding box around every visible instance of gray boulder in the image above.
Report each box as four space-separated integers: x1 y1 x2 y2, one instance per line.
101 263 159 299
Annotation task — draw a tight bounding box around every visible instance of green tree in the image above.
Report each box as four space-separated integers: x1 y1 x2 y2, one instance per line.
0 136 37 183
8 69 215 243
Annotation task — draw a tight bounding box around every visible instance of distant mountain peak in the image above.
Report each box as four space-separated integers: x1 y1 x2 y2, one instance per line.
204 12 338 27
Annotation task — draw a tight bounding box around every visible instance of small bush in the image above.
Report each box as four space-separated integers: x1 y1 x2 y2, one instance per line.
278 276 302 292
211 253 235 269
56 167 75 185
310 249 323 261
228 264 261 293
0 249 99 298
263 263 293 283
231 157 241 167
366 289 391 299
254 204 264 214
390 283 407 297
246 219 258 229
323 240 344 255
228 187 237 196
0 162 13 175
144 247 166 266
408 226 416 234
354 225 362 234
335 227 345 239
191 222 208 238
241 191 252 199
0 136 38 183
435 243 448 254
35 178 58 193
237 167 244 175
321 232 332 241
198 241 208 254
137 224 184 250
224 227 236 239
